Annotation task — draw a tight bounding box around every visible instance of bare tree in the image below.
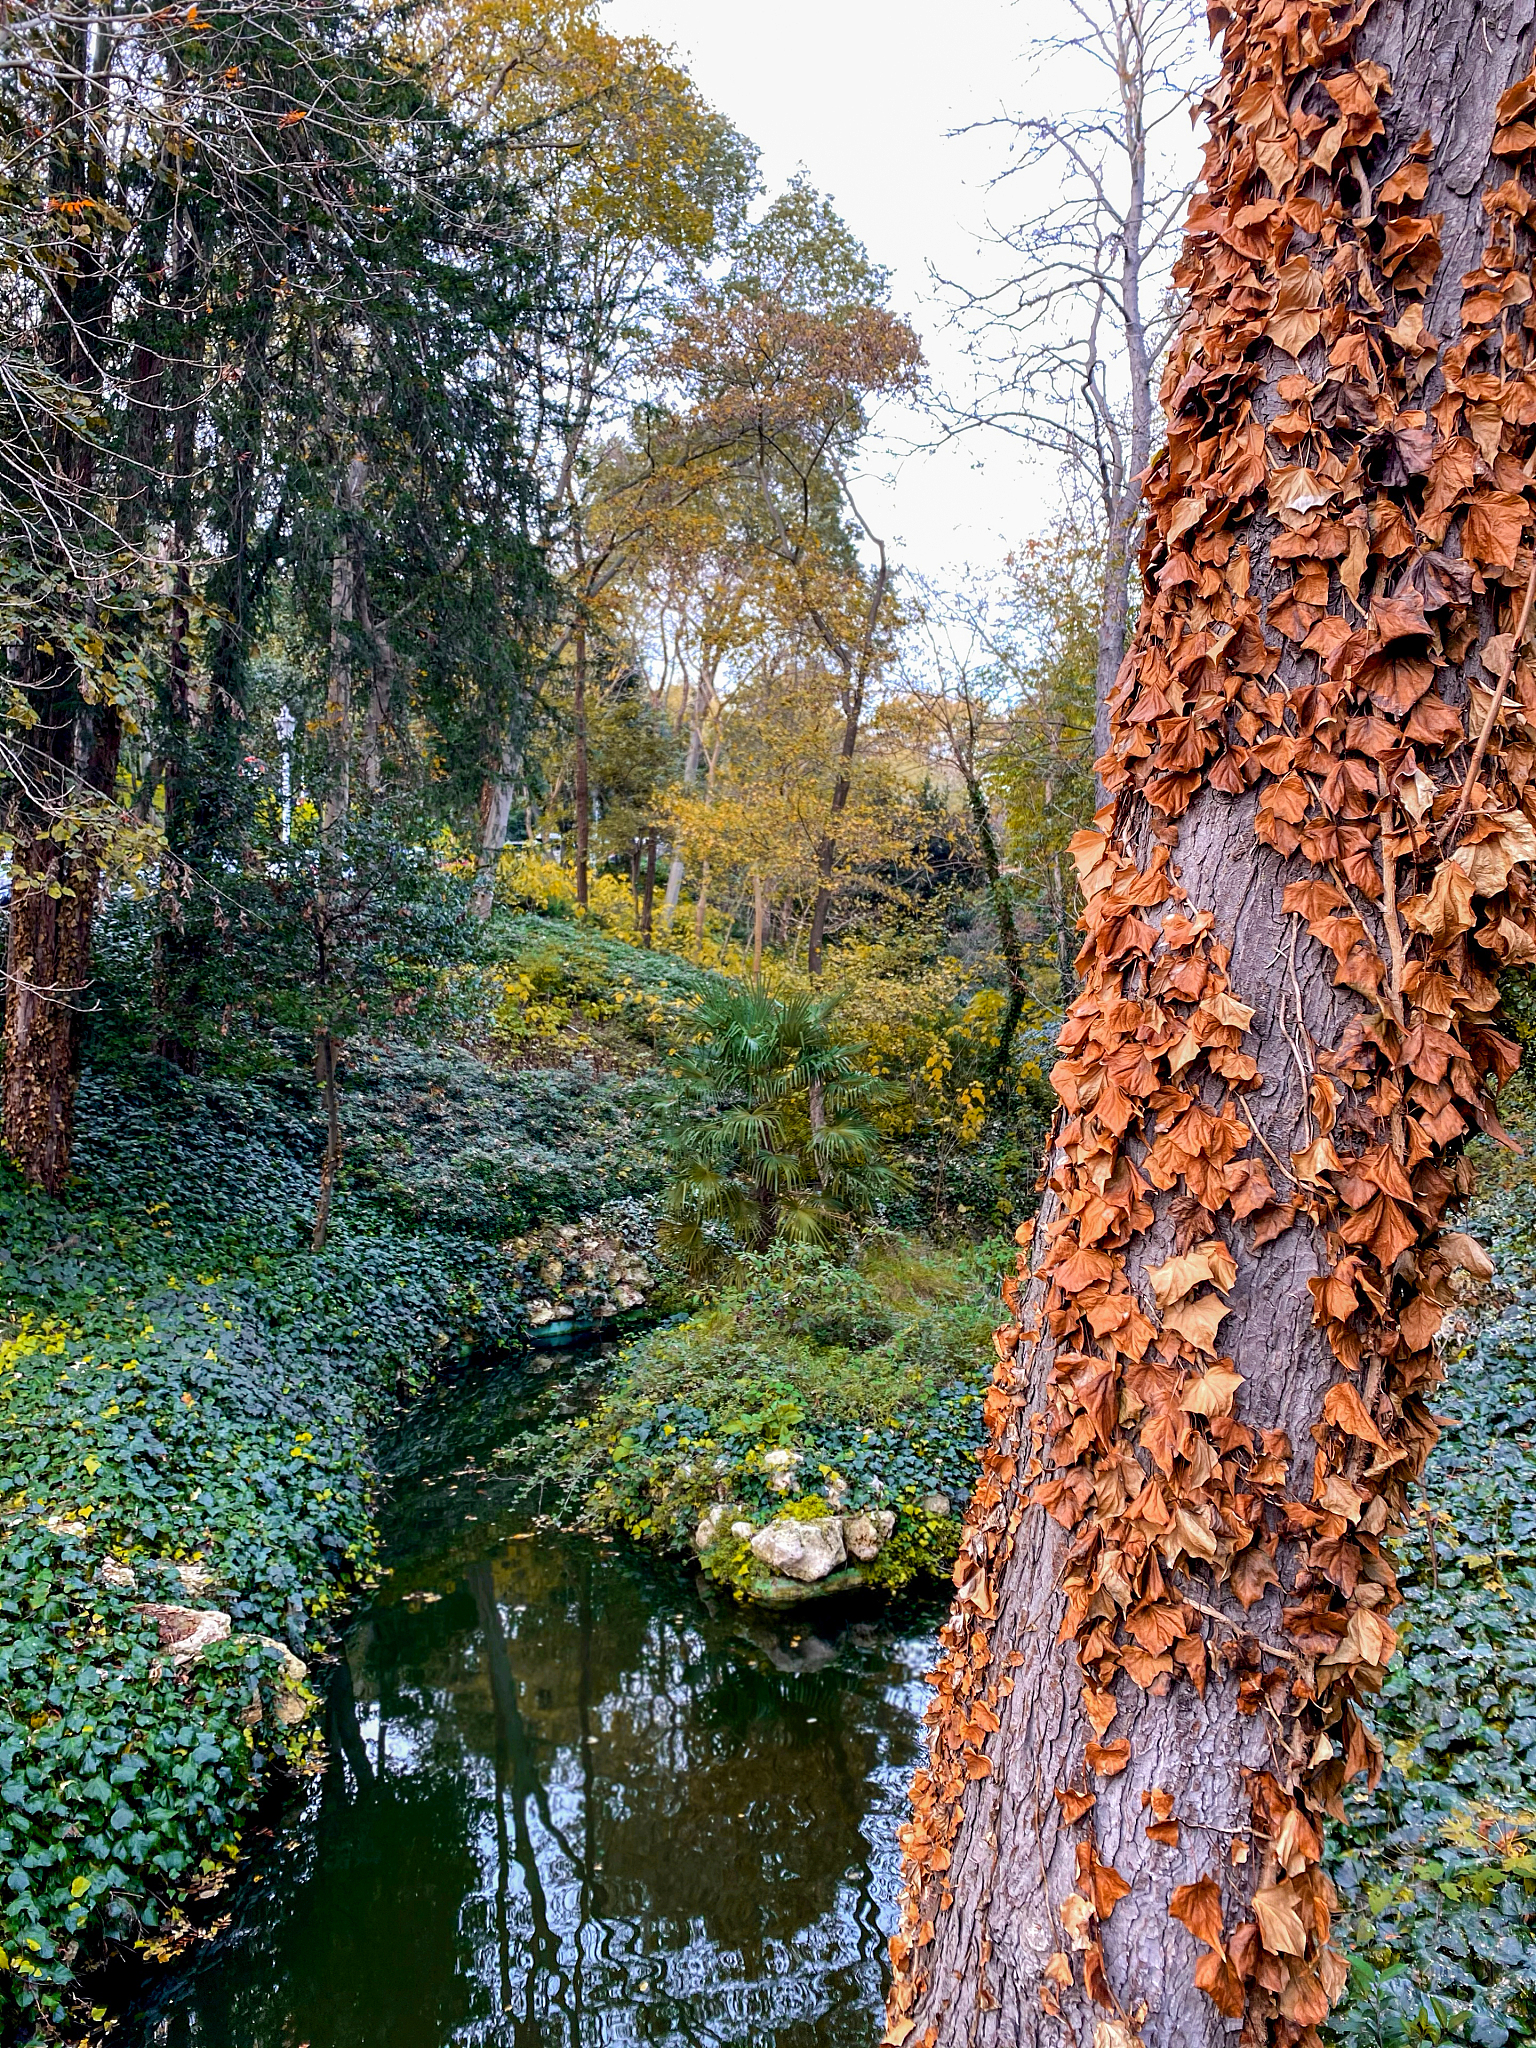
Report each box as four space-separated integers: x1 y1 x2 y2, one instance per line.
940 0 1207 768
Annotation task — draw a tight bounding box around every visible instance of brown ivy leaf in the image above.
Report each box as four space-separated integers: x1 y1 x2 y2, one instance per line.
1059 1890 1095 1950
1056 1784 1098 1823
1462 491 1529 568
1193 1948 1246 2017
1229 1541 1281 1609
1441 1230 1494 1280
1170 1875 1225 1951
1161 1294 1232 1353
1147 1240 1238 1305
1086 1738 1132 1777
1321 1379 1389 1446
1083 1941 1117 2009
1180 1362 1245 1416
1077 1842 1132 1918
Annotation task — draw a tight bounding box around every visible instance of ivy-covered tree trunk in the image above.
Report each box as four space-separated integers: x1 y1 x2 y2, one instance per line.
888 4 1536 2045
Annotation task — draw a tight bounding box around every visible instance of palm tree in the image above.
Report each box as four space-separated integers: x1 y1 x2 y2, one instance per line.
659 983 902 1269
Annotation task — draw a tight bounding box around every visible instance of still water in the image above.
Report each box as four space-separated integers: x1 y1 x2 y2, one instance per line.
122 1346 946 2048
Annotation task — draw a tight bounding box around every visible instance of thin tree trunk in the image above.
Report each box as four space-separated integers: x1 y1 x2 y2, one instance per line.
964 774 1028 1098
573 627 589 909
322 450 367 838
640 830 658 947
664 666 710 923
472 738 519 921
889 6 1536 2044
693 863 710 953
311 1026 342 1252
752 872 765 978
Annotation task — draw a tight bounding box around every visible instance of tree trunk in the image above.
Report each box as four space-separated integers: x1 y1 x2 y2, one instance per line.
752 872 765 978
573 627 590 909
964 774 1029 1098
640 830 658 947
472 739 519 920
888 6 1536 2046
1 6 113 1190
694 863 710 953
311 1027 343 1253
323 450 368 838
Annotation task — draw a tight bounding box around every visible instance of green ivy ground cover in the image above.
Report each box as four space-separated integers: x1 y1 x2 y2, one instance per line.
1328 1158 1536 2047
0 1031 668 2042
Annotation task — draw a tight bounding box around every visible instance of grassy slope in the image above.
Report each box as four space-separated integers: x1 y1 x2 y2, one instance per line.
562 1237 1008 1599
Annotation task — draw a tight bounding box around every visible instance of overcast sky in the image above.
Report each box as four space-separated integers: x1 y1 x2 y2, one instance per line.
601 0 1057 582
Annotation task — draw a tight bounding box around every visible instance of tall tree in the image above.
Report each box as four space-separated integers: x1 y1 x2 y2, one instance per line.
888 4 1536 2044
662 180 923 970
417 0 757 911
941 0 1205 770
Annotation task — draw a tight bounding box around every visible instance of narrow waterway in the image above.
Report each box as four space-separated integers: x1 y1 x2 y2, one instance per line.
121 1343 946 2048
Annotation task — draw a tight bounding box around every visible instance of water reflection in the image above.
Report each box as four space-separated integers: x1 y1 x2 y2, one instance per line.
123 1352 943 2048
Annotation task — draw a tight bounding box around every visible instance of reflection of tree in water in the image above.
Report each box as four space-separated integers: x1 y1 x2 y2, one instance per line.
124 1501 938 2048
354 1531 934 2044
128 1647 484 2048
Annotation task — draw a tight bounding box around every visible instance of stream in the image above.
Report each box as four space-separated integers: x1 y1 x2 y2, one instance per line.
119 1342 947 2048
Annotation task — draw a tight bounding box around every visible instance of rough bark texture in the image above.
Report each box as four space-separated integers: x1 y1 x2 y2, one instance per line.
889 3 1536 2045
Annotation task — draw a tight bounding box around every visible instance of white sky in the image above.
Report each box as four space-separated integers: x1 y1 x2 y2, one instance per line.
601 0 1057 581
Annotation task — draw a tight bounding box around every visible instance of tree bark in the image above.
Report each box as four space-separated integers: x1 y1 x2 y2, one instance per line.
472 737 519 921
323 450 368 838
2 6 115 1190
964 774 1030 1097
640 829 658 946
311 1026 343 1253
889 5 1536 2045
573 625 590 909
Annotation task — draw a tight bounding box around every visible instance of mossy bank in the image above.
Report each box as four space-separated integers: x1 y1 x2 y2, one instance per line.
544 1240 1009 1606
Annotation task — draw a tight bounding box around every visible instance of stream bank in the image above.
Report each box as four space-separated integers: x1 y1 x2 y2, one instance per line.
0 1034 671 2044
112 1339 948 2048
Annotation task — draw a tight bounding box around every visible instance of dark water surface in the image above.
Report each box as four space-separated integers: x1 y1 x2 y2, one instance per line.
121 1347 945 2048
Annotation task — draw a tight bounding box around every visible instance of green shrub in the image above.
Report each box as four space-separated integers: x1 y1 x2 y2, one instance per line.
567 1239 1005 1598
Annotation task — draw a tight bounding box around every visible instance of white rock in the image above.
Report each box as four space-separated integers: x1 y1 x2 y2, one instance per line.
98 1559 137 1592
255 1637 310 1725
922 1492 952 1519
761 1447 802 1494
730 1520 755 1540
694 1504 729 1552
135 1603 231 1663
843 1510 897 1562
749 1516 846 1583
175 1563 218 1598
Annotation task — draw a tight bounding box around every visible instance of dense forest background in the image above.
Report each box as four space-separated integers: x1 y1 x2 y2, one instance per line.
0 0 1108 1219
